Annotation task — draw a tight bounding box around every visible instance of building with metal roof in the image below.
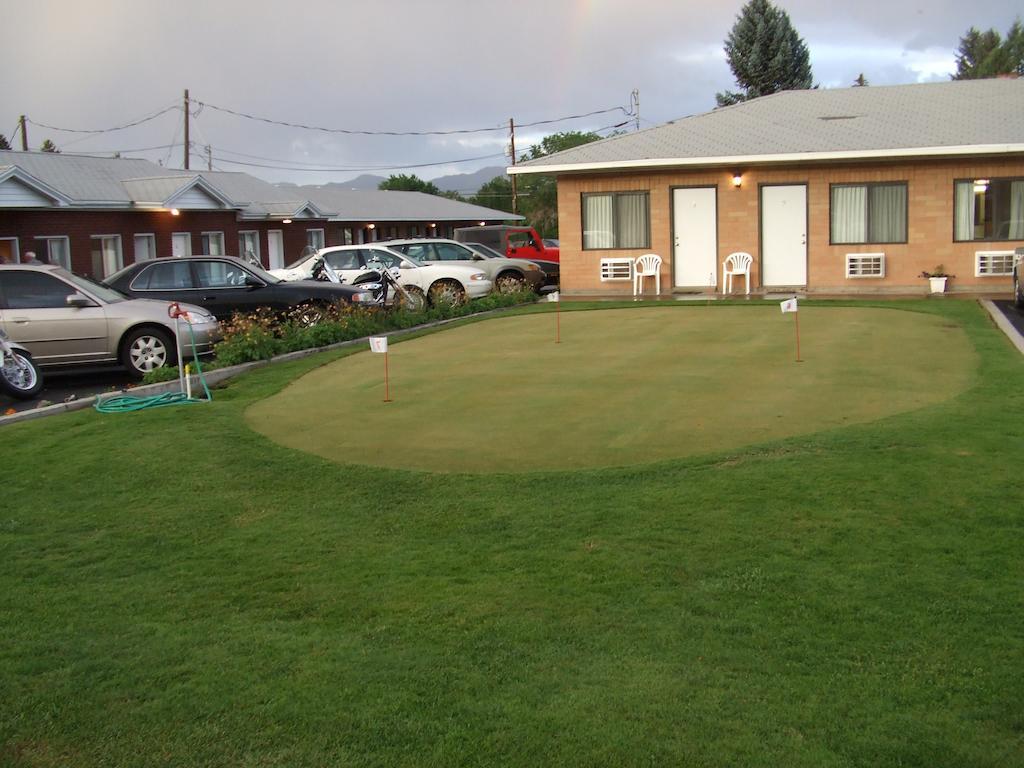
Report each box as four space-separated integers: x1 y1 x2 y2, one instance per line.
0 151 517 277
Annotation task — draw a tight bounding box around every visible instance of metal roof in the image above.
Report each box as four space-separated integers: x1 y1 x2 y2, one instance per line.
511 79 1024 175
0 151 519 222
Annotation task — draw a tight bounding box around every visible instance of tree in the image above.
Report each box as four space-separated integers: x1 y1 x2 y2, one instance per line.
469 176 513 213
0 134 10 150
40 139 60 153
378 174 441 195
953 20 1024 79
716 0 813 107
853 73 869 87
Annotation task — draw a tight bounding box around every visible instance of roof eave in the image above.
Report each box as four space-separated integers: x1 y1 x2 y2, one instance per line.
507 143 1024 176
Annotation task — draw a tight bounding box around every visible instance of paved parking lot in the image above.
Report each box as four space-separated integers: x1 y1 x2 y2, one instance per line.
1 367 136 415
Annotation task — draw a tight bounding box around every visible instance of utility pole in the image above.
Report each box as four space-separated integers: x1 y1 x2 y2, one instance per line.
205 145 212 171
19 115 27 150
631 89 640 132
183 89 190 170
509 118 517 215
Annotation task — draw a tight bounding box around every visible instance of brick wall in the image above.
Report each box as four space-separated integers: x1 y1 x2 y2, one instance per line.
555 157 1024 295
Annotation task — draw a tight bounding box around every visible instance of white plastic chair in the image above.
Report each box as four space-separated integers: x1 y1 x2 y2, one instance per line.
634 254 662 296
722 252 753 295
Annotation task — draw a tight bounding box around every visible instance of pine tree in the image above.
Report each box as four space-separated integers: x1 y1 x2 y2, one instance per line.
853 73 869 87
0 134 10 150
716 0 813 107
953 20 1023 79
40 139 60 153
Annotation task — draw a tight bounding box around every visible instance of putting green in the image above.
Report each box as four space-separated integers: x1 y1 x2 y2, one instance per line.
246 306 976 473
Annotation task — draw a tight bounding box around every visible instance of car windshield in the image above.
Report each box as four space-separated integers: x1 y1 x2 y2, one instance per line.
61 269 128 303
466 242 506 259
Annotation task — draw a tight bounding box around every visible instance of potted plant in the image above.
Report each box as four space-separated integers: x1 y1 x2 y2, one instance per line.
920 265 953 294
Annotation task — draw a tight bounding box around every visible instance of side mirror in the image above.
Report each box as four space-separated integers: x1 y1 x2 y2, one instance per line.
399 262 412 269
66 292 93 308
244 275 264 289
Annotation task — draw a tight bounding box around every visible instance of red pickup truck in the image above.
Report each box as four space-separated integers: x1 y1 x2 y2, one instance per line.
454 225 559 264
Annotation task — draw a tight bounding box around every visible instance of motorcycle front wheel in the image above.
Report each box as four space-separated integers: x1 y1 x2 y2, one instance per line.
0 349 43 400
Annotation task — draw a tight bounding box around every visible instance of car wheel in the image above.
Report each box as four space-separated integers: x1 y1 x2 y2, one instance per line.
428 279 466 307
121 327 175 379
1015 267 1024 310
494 272 526 294
400 286 427 311
0 349 43 400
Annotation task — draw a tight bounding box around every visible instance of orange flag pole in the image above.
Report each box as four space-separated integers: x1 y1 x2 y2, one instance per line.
383 349 392 402
556 295 561 344
794 310 802 363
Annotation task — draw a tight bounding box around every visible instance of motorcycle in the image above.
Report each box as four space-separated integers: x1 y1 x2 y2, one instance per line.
310 256 424 311
0 329 44 400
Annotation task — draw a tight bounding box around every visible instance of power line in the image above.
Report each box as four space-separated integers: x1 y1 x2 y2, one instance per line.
209 150 510 173
193 99 631 136
26 105 180 135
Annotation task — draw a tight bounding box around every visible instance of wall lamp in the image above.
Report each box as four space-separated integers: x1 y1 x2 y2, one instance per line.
282 218 292 224
367 223 376 230
732 173 743 188
429 223 437 229
169 208 180 216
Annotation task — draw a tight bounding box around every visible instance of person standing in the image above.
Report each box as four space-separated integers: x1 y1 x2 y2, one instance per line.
23 251 43 265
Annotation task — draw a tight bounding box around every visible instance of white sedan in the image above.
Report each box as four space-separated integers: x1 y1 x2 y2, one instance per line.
269 245 492 306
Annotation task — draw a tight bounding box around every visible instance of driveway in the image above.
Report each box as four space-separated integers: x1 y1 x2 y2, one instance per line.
992 299 1024 337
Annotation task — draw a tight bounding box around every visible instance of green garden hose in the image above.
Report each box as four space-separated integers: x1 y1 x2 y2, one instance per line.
94 320 212 414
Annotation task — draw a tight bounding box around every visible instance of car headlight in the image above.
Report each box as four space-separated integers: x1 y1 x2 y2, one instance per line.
470 272 488 281
525 263 540 271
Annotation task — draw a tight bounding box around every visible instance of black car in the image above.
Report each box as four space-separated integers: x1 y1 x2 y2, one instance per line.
104 256 368 320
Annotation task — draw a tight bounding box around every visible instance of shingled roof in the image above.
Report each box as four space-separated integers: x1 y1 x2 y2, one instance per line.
510 79 1024 175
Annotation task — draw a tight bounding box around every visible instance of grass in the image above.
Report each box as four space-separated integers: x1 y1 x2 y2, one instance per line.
1 299 1022 767
248 305 976 472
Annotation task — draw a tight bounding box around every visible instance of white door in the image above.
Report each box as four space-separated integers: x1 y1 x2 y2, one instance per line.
761 185 807 287
267 230 284 270
672 187 718 288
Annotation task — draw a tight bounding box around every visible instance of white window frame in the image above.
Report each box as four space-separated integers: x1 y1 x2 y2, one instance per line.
974 250 1016 277
35 235 71 269
171 232 192 257
307 228 325 250
133 233 156 263
582 191 651 250
845 252 885 278
200 231 225 255
90 234 123 278
238 230 260 263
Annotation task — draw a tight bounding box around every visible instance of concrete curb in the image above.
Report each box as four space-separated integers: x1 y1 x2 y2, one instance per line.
0 307 512 428
980 299 1024 356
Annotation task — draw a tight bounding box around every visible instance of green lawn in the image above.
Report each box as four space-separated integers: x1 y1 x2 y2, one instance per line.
1 300 1022 767
248 305 976 472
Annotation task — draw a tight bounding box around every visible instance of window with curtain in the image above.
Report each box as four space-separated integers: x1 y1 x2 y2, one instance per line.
830 183 907 244
90 235 123 278
201 232 225 255
307 229 326 250
238 231 260 263
954 178 1024 241
37 236 71 269
582 192 649 250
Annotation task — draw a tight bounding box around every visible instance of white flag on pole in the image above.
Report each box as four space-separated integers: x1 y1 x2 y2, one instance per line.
780 297 798 313
369 336 388 353
547 291 560 302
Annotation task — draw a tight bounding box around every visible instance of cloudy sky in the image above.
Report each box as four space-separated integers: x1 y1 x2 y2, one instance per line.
1 0 1019 189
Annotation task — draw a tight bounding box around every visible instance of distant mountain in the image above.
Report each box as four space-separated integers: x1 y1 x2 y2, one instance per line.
430 166 507 195
281 165 508 195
